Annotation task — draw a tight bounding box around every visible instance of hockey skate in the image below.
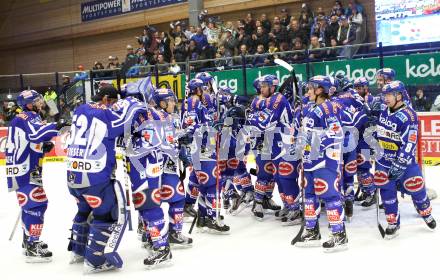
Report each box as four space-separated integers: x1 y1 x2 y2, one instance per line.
23 240 52 263
144 245 172 269
323 228 348 253
252 201 264 221
354 191 368 205
22 239 48 255
262 197 281 212
141 233 154 253
169 230 193 248
137 218 145 240
281 210 302 226
84 259 117 274
344 200 354 222
360 193 376 209
423 215 437 230
275 207 290 220
384 224 400 240
295 224 321 248
205 217 230 235
229 191 253 216
69 252 84 264
183 203 197 223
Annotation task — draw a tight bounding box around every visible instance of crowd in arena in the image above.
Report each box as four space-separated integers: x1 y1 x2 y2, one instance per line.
90 1 368 76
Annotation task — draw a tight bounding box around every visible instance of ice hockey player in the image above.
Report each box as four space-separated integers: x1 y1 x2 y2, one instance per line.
6 90 64 262
182 78 230 233
66 85 141 273
375 81 436 239
331 75 367 219
353 77 377 207
151 87 194 249
247 74 300 223
183 72 216 221
295 75 348 252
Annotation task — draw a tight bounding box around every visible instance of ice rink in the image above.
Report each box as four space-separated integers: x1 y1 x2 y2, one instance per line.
1 162 439 280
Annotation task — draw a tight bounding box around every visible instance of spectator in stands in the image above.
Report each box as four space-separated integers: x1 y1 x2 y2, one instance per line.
187 39 200 61
269 23 288 47
58 98 72 121
235 44 252 65
309 35 324 60
288 19 307 48
291 37 306 62
327 15 340 41
349 4 366 51
326 37 340 58
252 26 270 51
156 54 169 73
244 13 256 36
44 87 57 103
215 45 233 68
146 30 160 62
236 25 253 52
173 36 188 62
314 7 327 23
280 8 291 27
260 13 271 33
317 16 332 47
299 3 314 37
61 75 71 94
106 56 118 69
169 58 181 74
345 0 364 17
274 41 290 62
337 16 356 57
253 44 267 65
93 61 106 78
332 1 345 16
5 101 21 122
412 88 431 111
221 29 238 57
158 32 172 62
192 26 209 53
206 19 221 47
267 40 279 55
184 25 196 40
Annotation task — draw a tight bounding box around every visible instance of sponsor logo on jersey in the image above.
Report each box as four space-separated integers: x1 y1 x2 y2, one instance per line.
132 192 146 208
356 153 366 165
30 187 48 203
254 181 267 193
173 213 184 224
326 209 341 224
314 178 328 195
379 140 399 151
177 183 185 196
264 162 276 175
211 199 221 209
83 195 102 208
212 166 222 179
29 224 43 237
190 186 199 197
149 226 161 239
151 189 162 205
304 203 316 219
408 130 417 143
360 175 373 186
379 116 398 131
284 195 295 205
16 192 28 207
418 206 432 217
345 160 357 174
403 176 424 193
374 171 389 186
218 160 227 172
227 158 239 169
386 213 398 224
160 185 175 200
395 112 408 123
278 162 294 176
241 176 251 187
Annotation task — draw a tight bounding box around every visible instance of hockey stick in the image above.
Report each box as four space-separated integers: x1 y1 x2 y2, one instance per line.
273 59 305 245
376 188 385 238
8 211 21 241
118 142 133 231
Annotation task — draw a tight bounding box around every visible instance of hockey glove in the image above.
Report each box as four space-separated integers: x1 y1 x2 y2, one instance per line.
178 132 193 146
42 141 55 153
226 106 246 119
388 157 407 181
56 118 71 130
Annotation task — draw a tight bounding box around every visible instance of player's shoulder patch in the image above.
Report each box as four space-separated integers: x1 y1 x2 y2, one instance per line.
17 112 28 120
395 111 408 123
313 106 324 118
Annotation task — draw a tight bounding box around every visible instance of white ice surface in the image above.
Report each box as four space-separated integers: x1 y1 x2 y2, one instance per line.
0 163 439 280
